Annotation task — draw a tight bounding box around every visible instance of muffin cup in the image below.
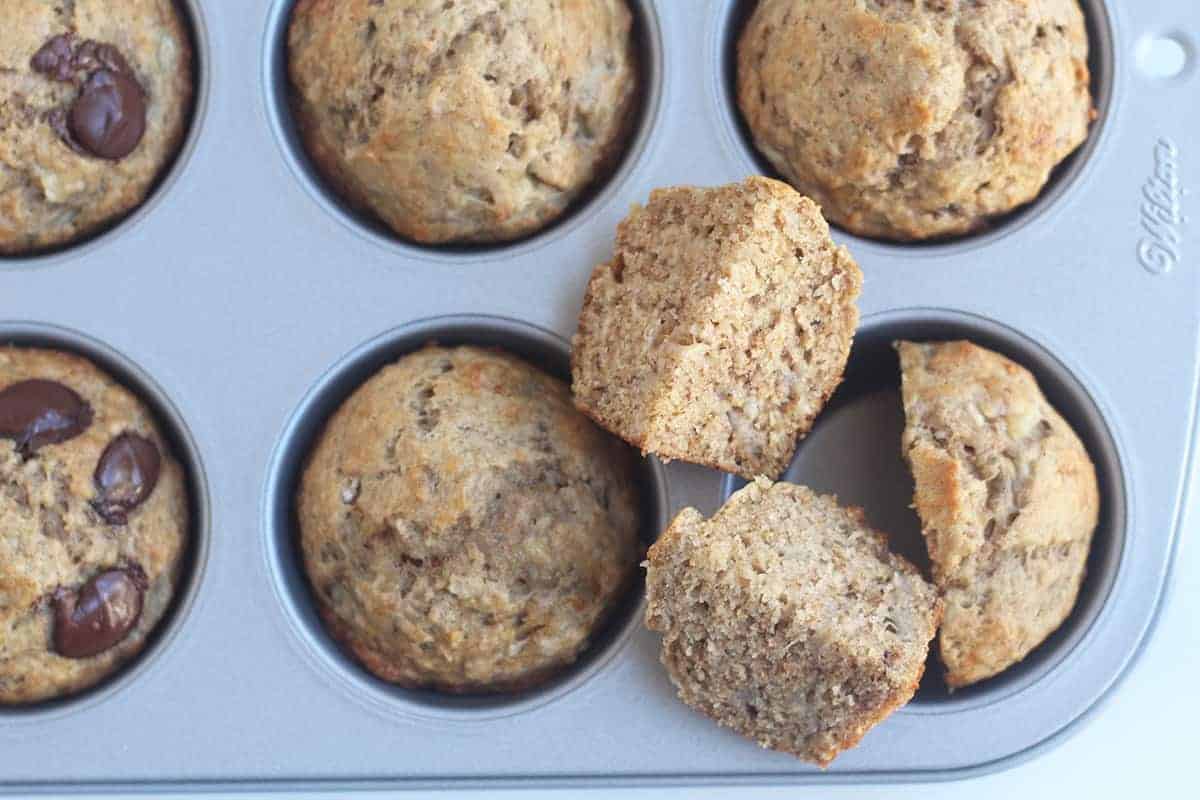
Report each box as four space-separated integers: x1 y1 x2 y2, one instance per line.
261 0 665 262
262 314 670 721
0 321 210 722
722 308 1127 712
710 0 1117 255
0 0 209 267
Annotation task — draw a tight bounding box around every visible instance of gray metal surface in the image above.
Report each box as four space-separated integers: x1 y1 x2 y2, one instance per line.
0 0 1196 792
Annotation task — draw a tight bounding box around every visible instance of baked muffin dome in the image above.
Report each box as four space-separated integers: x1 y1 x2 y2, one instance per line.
0 0 193 255
737 0 1094 241
0 347 190 704
288 0 641 245
297 345 642 693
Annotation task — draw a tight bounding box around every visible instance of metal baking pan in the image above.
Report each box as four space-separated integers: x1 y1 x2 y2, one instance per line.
1 0 1196 792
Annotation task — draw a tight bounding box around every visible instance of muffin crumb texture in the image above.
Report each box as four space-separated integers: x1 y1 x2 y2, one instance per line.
897 340 1099 688
738 0 1094 240
288 0 640 244
645 478 941 766
572 176 862 480
0 347 189 704
0 0 193 255
298 345 642 693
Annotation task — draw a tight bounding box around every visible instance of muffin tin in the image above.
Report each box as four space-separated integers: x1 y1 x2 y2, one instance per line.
0 0 1196 791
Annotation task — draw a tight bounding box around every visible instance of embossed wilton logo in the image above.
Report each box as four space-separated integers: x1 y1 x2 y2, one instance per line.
1138 138 1185 275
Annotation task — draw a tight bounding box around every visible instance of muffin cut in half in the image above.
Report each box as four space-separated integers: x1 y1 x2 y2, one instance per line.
896 340 1100 688
572 177 862 480
645 478 941 766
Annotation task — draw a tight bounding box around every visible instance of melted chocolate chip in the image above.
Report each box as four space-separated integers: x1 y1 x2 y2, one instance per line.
0 380 93 456
70 68 146 159
30 33 77 81
52 567 146 659
93 433 161 524
30 32 147 160
30 33 132 84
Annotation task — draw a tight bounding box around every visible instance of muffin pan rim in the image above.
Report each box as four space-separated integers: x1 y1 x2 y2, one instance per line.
0 320 213 724
0 0 1193 789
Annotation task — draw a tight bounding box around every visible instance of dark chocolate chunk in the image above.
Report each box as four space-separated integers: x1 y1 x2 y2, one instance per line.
30 33 133 83
70 69 146 160
52 567 146 659
93 433 161 524
0 379 93 456
30 32 147 160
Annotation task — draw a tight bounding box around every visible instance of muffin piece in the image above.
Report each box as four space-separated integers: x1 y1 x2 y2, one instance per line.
737 0 1094 241
298 345 641 693
896 340 1099 688
0 0 194 255
572 177 861 480
0 347 190 704
288 0 640 245
646 478 941 766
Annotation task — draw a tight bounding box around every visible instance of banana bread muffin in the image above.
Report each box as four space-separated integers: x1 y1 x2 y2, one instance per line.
287 0 640 245
572 177 862 480
0 347 190 704
0 0 194 255
737 0 1094 241
897 340 1099 688
646 478 941 766
297 345 642 693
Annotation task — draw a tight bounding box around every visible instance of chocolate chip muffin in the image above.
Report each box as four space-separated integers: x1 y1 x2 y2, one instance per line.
896 340 1099 688
646 478 941 766
737 0 1094 240
298 345 642 693
288 0 640 245
0 347 190 705
0 0 194 255
572 177 861 480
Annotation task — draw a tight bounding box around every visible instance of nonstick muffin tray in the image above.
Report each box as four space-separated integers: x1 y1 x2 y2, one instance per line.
0 0 1196 792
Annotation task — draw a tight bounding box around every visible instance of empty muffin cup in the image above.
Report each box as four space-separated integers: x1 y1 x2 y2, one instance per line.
722 308 1126 710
